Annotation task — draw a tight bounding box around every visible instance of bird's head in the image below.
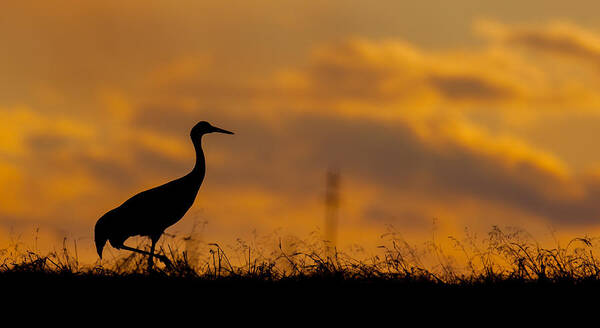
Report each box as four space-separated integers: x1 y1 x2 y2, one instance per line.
190 121 234 141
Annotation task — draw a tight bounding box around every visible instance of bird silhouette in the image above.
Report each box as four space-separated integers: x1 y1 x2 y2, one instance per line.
94 121 234 269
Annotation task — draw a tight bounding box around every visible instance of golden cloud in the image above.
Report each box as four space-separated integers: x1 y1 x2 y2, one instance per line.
477 20 600 65
5 15 600 263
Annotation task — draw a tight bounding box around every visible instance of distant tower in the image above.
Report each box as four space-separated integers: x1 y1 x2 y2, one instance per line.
324 168 341 249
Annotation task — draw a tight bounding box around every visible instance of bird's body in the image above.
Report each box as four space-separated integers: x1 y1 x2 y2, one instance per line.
96 172 202 248
94 121 233 268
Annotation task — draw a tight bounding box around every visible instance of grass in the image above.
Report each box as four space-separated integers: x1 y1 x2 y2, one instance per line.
3 226 600 282
4 229 597 320
3 225 600 307
0 227 600 315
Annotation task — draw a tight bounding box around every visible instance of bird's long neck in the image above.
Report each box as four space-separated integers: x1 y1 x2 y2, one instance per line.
190 137 206 183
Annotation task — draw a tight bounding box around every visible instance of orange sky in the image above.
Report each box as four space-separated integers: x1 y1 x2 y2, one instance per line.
3 1 600 264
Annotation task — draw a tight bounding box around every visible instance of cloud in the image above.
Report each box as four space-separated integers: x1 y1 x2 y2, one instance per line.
477 20 600 65
7 12 600 262
271 114 595 225
272 38 539 114
427 73 516 101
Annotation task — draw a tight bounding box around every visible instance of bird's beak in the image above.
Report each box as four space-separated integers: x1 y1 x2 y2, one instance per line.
211 126 234 135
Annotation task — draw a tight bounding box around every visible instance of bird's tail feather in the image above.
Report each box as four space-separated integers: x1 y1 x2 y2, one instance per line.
95 235 107 259
94 216 109 259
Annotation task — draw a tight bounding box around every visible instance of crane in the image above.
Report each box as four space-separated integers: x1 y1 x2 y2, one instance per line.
94 121 234 269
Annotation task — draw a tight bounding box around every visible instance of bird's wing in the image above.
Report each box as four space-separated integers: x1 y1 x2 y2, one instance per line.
116 177 197 228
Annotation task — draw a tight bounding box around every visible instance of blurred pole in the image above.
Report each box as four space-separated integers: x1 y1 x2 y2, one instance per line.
324 168 341 251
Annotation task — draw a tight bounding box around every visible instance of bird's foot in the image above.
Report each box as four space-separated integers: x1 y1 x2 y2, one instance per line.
159 255 173 269
147 255 172 272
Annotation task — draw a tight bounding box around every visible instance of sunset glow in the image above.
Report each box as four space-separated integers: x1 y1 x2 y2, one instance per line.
3 1 600 264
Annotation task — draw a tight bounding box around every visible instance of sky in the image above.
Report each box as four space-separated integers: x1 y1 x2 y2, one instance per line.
3 0 600 263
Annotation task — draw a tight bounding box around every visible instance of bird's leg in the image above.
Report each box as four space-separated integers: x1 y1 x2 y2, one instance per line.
148 239 156 271
118 244 172 268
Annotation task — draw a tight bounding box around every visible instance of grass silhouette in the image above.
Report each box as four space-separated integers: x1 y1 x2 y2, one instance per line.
4 226 600 287
7 228 593 317
4 226 600 315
